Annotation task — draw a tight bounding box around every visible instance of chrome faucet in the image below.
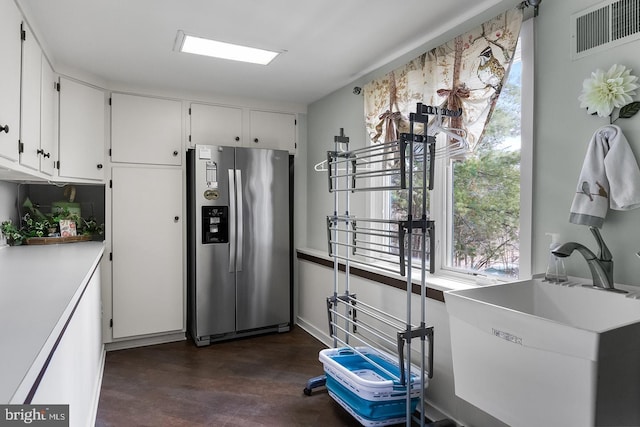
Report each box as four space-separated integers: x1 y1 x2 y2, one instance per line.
552 227 625 293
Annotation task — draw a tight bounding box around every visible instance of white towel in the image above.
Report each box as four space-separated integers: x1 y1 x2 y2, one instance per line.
569 125 640 228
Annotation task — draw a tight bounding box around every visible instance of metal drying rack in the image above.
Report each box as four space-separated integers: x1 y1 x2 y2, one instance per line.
305 103 462 426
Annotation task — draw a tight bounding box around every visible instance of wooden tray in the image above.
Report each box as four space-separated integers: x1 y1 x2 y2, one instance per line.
26 235 92 245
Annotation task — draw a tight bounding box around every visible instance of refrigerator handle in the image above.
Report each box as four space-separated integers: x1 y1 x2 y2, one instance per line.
228 169 236 273
235 169 243 272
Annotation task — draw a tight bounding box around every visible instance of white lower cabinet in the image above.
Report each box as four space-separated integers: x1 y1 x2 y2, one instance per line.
111 166 184 339
31 264 103 427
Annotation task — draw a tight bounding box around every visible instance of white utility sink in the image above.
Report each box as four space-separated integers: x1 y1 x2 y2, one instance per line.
445 277 640 427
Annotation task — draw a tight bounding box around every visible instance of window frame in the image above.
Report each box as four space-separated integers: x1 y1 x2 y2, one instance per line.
441 17 533 282
367 18 534 283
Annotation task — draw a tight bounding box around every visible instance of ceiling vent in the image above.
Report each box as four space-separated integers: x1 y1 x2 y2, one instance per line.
571 0 640 59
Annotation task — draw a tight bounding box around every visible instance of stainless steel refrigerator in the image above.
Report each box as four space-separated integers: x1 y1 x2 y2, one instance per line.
187 145 291 346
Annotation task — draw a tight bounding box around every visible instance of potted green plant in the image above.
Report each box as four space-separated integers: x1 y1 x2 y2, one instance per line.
45 207 73 237
78 216 105 240
1 220 25 246
3 204 104 245
22 214 52 238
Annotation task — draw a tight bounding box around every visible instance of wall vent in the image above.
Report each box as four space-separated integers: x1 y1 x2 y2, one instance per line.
571 0 640 59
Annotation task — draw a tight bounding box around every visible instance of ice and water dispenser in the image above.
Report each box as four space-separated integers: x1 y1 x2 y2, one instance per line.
201 160 229 244
202 206 228 244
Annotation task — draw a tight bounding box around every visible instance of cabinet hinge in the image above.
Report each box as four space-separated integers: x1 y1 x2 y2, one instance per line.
20 23 25 41
55 160 60 169
109 252 113 261
295 119 297 126
295 142 297 149
109 180 112 188
109 319 113 328
55 82 60 92
18 140 24 153
188 135 191 142
188 107 191 115
109 148 112 156
108 97 112 106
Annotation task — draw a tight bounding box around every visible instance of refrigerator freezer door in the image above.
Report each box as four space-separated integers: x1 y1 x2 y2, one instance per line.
192 145 236 338
235 147 290 331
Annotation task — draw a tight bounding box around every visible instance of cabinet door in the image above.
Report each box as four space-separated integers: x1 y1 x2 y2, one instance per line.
19 23 42 172
32 267 103 427
248 110 296 153
111 93 182 165
190 103 242 147
0 0 22 162
111 166 183 338
40 57 57 176
58 77 105 180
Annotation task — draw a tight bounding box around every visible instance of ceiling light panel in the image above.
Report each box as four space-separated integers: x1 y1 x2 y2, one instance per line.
176 31 281 65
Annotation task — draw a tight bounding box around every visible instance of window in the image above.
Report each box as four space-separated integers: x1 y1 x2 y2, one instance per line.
443 34 526 279
370 18 533 281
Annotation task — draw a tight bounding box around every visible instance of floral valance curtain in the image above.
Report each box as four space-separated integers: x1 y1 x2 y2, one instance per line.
364 8 523 150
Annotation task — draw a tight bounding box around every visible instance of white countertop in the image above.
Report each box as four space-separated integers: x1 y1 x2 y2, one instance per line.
0 241 104 403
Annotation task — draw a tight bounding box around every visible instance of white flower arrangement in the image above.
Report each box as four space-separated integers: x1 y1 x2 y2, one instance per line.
578 64 640 123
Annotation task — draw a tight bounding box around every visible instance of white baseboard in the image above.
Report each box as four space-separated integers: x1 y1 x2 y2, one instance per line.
88 345 106 427
296 316 332 347
105 332 186 351
423 400 462 426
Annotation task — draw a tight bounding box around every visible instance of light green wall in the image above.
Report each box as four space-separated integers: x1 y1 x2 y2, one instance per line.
534 0 640 286
306 86 368 250
306 0 640 287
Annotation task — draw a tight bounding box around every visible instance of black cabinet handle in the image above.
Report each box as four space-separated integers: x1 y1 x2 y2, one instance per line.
97 164 103 169
0 125 8 133
253 138 259 143
173 150 179 156
235 136 240 141
174 216 179 222
36 149 51 159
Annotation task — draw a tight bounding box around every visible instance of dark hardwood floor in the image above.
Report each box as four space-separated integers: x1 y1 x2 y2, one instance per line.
96 326 366 426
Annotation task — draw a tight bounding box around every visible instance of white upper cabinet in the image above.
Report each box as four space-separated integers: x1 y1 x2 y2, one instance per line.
189 103 242 148
190 105 297 153
249 110 296 153
111 93 182 165
0 0 22 162
19 23 42 172
40 57 58 177
19 23 57 177
58 77 106 181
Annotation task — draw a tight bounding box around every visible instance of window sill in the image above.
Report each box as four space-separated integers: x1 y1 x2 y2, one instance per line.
296 247 493 302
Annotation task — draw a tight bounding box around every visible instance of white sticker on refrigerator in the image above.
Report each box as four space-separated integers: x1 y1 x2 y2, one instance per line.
199 148 212 160
206 161 218 188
